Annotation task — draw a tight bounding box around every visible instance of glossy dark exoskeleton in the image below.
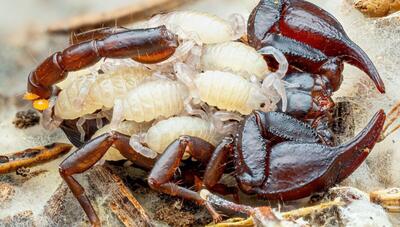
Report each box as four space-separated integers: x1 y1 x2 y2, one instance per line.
233 110 385 200
215 0 387 202
21 0 389 225
249 0 386 146
248 0 385 93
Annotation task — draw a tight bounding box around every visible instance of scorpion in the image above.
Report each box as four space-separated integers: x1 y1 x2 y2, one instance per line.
16 0 398 225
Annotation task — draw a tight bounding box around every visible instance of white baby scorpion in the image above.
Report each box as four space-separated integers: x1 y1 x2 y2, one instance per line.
145 11 246 71
175 62 268 115
55 65 152 120
110 79 190 137
200 41 269 80
102 115 227 160
147 11 245 44
199 42 289 112
140 116 220 159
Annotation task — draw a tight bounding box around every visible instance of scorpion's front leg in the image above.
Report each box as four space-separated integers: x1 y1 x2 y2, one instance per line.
59 131 154 226
148 136 234 222
25 26 179 110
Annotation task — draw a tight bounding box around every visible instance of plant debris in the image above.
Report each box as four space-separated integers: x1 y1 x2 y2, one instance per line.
0 182 15 204
370 188 400 212
0 210 36 227
354 0 400 17
0 143 72 174
12 109 40 129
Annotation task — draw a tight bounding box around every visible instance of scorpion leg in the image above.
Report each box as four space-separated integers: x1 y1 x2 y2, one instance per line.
203 137 239 201
147 136 225 222
254 110 385 200
235 111 319 193
26 26 179 110
59 131 154 226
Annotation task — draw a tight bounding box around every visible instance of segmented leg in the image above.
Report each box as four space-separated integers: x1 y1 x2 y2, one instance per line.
59 131 154 226
252 110 385 200
200 189 253 216
147 136 223 222
203 137 239 200
26 26 179 109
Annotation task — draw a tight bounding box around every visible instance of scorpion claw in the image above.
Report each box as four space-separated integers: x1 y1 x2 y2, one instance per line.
258 110 385 200
247 0 283 48
249 0 385 93
259 34 328 64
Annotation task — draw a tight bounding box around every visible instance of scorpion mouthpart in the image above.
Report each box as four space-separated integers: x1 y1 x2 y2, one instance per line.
33 99 50 111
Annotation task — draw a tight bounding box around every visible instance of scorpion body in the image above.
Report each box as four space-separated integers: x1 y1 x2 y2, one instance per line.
19 1 393 225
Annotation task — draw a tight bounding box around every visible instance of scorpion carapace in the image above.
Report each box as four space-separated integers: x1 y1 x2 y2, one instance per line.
25 26 179 110
248 0 385 93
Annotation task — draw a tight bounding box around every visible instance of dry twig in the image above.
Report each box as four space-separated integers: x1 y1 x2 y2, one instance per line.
0 143 72 174
47 0 192 34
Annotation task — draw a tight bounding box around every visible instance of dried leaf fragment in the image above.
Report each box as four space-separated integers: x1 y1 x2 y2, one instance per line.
354 0 400 17
370 188 400 212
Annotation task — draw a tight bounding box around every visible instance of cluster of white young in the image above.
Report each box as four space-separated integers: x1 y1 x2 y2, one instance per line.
50 10 289 160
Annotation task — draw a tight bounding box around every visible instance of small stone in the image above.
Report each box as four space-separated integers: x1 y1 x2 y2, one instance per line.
0 210 36 227
353 0 400 17
12 109 40 129
16 167 30 177
0 182 15 204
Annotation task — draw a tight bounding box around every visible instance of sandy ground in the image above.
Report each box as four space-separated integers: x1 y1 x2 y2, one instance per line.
0 0 399 226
